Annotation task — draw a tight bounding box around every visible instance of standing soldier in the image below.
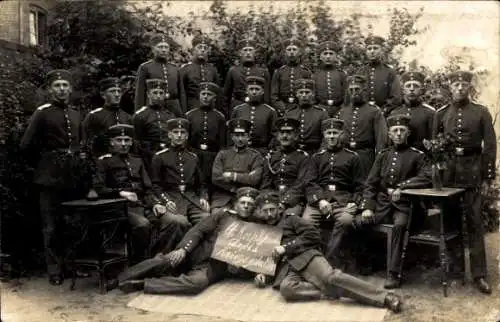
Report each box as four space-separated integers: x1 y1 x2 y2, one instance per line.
20 69 85 285
389 71 434 151
223 39 271 117
261 117 309 217
180 35 220 112
313 41 347 117
151 118 211 228
284 79 328 155
426 87 449 110
133 79 181 172
120 75 136 115
231 76 277 154
363 35 402 117
337 75 388 180
271 39 312 116
211 118 264 215
186 82 226 201
83 77 132 159
134 34 185 114
433 71 496 294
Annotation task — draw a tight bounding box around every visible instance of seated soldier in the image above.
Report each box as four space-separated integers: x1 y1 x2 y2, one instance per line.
261 117 309 216
92 124 183 264
151 118 211 229
330 114 430 289
211 118 264 214
117 187 260 294
251 191 402 313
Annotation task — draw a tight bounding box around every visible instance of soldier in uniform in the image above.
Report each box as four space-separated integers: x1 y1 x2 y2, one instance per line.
119 75 136 115
271 38 312 116
92 124 183 264
251 191 403 313
134 34 185 114
211 119 264 215
83 77 132 159
261 117 309 217
20 69 85 285
284 78 329 155
433 71 496 294
313 41 347 117
426 87 449 110
301 118 364 238
133 78 181 172
389 71 434 151
117 187 260 294
151 118 211 229
337 75 388 180
363 35 402 117
337 115 428 289
223 39 271 117
186 82 226 200
231 76 277 154
180 34 220 112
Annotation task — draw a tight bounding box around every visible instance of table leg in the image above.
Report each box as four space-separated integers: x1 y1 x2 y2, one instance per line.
439 201 448 297
459 195 469 285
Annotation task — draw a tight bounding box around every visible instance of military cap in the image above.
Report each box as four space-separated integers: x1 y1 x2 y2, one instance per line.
427 87 450 98
245 76 266 87
149 33 174 47
255 191 280 207
447 70 473 84
347 75 367 86
401 71 425 84
146 78 167 90
227 118 252 133
318 41 340 53
365 35 385 46
120 75 136 84
236 187 260 200
166 118 190 131
99 77 121 92
108 123 135 138
192 34 210 47
283 38 302 48
275 117 300 131
294 78 315 91
387 114 411 128
46 69 72 86
238 38 256 50
321 118 344 132
200 82 220 95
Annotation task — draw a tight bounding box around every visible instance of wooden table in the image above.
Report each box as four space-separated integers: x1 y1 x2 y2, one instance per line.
400 188 466 297
61 198 130 294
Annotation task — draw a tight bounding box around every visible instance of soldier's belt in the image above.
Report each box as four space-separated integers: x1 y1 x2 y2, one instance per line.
454 146 482 156
319 100 340 107
348 141 372 150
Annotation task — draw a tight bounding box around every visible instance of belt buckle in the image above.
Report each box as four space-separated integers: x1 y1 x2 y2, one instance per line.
327 100 333 106
349 141 357 148
279 185 286 191
328 185 336 191
288 97 295 103
166 93 170 99
66 148 72 155
160 143 166 148
200 144 208 150
455 147 464 156
245 97 250 103
179 185 186 193
387 188 394 195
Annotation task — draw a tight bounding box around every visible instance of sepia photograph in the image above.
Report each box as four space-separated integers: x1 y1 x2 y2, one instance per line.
0 1 499 321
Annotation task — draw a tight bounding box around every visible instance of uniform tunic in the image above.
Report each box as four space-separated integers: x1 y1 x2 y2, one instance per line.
363 62 402 117
134 59 185 114
389 102 434 151
223 63 271 115
284 105 328 155
271 64 312 116
337 102 388 180
180 61 220 112
231 102 277 152
211 147 264 208
313 67 347 117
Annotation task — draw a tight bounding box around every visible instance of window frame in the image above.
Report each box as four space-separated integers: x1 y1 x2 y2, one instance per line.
28 4 48 47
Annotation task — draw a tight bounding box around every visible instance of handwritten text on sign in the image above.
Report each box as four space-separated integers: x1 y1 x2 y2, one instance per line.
211 218 283 275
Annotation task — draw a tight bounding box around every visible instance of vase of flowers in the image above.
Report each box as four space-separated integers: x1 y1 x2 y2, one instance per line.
422 133 457 191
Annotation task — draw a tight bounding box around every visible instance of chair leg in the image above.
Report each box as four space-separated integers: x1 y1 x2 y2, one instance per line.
386 229 392 280
99 269 106 294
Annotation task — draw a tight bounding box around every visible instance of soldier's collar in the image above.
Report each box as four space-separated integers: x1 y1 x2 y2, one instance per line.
233 146 248 152
392 143 409 151
452 98 470 108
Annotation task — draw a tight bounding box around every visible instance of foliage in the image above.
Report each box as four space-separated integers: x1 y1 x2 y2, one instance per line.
422 133 457 169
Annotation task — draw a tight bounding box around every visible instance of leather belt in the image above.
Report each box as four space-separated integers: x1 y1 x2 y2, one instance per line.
348 141 372 150
455 146 482 156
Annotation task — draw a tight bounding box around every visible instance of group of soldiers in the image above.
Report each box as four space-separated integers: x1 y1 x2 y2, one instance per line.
19 32 496 311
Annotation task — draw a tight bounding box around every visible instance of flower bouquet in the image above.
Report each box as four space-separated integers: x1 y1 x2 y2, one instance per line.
422 133 457 190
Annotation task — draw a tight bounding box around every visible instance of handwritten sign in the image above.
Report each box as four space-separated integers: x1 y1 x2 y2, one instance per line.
211 217 283 275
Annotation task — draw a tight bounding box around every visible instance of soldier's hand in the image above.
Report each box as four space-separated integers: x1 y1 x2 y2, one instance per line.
345 202 358 214
254 273 268 288
86 189 98 201
200 198 210 212
166 201 177 213
153 204 167 217
120 191 138 202
361 209 374 220
481 181 491 195
222 172 233 182
154 252 166 260
165 249 186 267
272 245 286 261
318 200 332 215
391 188 402 202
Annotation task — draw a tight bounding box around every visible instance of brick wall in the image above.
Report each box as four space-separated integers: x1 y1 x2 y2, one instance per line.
0 0 21 44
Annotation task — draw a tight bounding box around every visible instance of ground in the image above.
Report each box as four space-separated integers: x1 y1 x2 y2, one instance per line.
1 232 499 322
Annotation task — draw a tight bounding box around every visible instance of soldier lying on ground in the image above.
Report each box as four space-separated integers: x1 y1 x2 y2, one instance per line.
250 191 402 313
116 187 260 294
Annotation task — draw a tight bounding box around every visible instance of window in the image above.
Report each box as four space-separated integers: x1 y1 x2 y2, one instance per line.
28 5 47 46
